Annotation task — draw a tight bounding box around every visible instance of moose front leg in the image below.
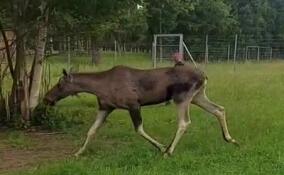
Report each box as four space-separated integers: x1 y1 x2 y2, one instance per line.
75 109 112 157
129 107 166 152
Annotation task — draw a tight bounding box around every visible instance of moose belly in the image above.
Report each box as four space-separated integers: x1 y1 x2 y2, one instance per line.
138 89 170 106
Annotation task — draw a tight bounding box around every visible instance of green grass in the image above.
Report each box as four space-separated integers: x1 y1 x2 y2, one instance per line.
6 53 284 174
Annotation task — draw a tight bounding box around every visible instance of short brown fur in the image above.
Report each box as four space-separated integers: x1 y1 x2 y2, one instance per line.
44 65 205 109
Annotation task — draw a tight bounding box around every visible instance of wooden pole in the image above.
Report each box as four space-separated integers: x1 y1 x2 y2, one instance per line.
245 46 248 62
67 36 71 70
114 40 117 61
183 42 197 67
5 93 10 121
179 34 183 59
257 46 260 62
152 41 157 68
270 48 273 61
233 34 238 71
205 34 208 64
153 35 158 68
227 44 230 63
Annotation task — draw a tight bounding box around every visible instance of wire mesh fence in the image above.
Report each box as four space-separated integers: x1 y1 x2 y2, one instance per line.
43 34 284 65
1 33 284 66
183 34 284 63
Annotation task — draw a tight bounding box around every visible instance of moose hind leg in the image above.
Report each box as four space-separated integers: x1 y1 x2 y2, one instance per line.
164 101 191 157
129 108 166 152
193 88 238 146
75 110 112 157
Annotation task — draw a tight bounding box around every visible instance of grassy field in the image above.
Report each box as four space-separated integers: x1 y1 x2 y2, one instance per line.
2 53 284 175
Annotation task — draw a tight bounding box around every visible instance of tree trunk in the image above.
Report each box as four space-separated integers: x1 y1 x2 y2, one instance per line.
0 21 13 122
29 11 48 111
10 27 29 121
0 64 6 122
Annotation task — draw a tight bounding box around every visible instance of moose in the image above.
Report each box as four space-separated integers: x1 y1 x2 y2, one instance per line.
44 64 238 157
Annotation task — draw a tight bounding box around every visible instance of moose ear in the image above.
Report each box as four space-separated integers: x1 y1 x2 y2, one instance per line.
63 69 68 77
62 68 73 82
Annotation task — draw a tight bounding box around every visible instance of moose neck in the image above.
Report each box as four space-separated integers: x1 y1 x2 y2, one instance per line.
71 73 106 95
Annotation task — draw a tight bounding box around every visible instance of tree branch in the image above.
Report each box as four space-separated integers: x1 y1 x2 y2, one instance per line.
0 20 15 80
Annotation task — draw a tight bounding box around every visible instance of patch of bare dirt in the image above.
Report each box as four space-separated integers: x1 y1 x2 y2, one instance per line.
0 130 76 174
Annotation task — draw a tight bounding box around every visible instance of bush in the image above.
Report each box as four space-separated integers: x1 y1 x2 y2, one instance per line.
32 103 77 131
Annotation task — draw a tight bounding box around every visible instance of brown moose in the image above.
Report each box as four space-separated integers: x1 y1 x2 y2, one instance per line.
44 65 238 157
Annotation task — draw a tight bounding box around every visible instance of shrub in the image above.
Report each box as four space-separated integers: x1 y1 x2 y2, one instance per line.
32 103 71 130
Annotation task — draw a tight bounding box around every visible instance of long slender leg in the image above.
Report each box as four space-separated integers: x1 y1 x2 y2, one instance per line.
192 87 238 145
164 101 191 156
129 108 166 152
75 109 112 157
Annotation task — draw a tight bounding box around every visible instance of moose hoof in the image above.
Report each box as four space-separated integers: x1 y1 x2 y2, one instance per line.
74 152 80 158
226 137 240 147
74 150 83 158
163 151 172 158
162 147 173 158
159 145 167 153
230 139 240 147
163 152 170 158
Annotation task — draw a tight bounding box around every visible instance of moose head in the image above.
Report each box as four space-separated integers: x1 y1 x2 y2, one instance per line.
43 69 76 106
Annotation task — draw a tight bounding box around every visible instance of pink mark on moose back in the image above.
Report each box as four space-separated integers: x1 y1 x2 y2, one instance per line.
172 52 184 64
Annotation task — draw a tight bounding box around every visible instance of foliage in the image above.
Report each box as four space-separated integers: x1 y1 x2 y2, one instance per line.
145 0 190 34
1 0 284 46
31 103 82 131
50 0 140 40
231 0 275 39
